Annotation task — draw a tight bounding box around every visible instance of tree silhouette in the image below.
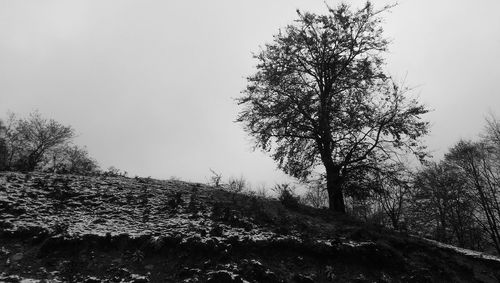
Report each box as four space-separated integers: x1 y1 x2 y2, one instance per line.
236 2 429 212
5 111 74 171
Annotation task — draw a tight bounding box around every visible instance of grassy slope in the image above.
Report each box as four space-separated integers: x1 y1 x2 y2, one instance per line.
0 172 499 283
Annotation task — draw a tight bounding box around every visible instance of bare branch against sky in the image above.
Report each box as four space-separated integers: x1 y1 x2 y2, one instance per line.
1 0 499 185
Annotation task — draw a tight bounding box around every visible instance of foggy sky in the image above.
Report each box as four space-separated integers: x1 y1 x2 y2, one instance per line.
1 0 500 187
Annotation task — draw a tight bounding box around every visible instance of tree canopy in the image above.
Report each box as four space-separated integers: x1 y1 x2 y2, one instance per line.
236 2 429 212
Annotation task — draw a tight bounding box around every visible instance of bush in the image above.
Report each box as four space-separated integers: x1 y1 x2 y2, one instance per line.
302 179 328 209
40 145 99 175
102 166 127 177
227 176 246 193
273 183 301 210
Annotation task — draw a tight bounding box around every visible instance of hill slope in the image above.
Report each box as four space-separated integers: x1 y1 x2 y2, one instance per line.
1 172 499 282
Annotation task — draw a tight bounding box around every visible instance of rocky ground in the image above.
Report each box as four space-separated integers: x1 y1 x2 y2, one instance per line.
1 172 500 282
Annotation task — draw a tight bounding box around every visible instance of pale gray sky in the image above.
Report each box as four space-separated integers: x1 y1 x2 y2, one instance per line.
1 1 499 187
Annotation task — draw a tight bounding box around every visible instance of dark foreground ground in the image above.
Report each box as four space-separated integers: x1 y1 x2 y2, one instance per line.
1 172 500 282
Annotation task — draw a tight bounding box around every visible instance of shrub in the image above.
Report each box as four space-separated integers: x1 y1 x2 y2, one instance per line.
40 144 99 175
273 183 301 210
227 176 246 193
208 169 223 187
302 179 328 209
103 166 127 177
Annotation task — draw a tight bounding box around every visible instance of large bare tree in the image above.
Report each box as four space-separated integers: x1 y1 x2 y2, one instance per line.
236 2 429 212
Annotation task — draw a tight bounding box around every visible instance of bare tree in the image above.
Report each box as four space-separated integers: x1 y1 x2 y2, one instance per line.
412 161 478 247
209 169 223 187
405 116 500 253
303 178 328 208
446 140 500 254
4 111 74 171
485 114 500 146
375 163 412 230
64 145 98 173
3 113 24 168
254 183 269 198
227 176 246 193
41 144 99 174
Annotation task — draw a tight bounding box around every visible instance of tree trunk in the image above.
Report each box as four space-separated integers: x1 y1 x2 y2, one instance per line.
326 166 346 213
25 152 39 171
0 139 6 171
390 214 400 230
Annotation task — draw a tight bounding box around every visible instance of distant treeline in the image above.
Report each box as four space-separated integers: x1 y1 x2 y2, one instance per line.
294 115 500 256
407 116 500 255
249 114 500 256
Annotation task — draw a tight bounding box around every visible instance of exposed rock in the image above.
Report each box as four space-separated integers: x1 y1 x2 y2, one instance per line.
206 270 243 283
240 259 280 283
84 276 101 283
130 274 149 283
10 253 23 262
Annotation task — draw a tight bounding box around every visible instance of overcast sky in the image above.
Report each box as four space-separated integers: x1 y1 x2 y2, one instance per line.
1 0 499 187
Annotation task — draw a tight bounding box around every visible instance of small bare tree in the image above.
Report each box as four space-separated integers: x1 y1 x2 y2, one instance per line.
254 183 269 198
3 113 23 168
303 178 328 208
14 111 75 171
375 163 412 230
227 176 246 193
209 168 223 187
42 144 99 174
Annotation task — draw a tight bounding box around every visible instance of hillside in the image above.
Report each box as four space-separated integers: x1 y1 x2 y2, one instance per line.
1 172 499 283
